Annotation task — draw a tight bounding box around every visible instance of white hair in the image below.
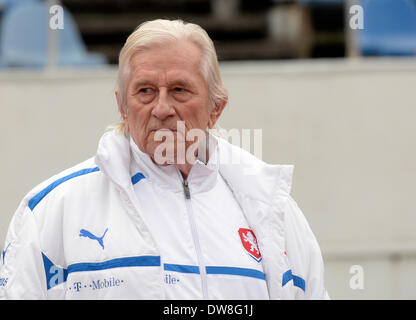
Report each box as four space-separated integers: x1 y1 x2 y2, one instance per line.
113 19 228 134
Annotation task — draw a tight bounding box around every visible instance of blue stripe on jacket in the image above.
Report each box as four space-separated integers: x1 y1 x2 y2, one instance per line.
29 167 100 211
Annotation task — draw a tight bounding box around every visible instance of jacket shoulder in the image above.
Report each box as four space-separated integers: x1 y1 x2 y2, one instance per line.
22 157 101 213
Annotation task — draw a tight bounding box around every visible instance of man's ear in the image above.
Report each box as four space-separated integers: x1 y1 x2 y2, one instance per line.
115 90 130 133
208 97 227 128
115 90 128 121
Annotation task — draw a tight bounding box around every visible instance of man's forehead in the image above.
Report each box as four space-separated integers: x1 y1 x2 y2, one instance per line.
129 69 197 85
131 40 201 61
130 41 201 69
126 41 204 86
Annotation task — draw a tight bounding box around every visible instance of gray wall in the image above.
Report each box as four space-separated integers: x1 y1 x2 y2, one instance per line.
1 58 415 299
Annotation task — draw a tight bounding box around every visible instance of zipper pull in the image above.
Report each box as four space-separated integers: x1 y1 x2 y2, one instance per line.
182 180 191 199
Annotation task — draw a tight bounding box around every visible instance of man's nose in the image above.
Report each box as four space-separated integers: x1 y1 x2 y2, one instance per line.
151 88 175 120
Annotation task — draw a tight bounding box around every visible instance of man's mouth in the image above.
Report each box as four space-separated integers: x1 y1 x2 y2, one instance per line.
151 128 177 133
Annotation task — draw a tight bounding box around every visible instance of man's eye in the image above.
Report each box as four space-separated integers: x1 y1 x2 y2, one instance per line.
173 87 184 93
139 88 153 94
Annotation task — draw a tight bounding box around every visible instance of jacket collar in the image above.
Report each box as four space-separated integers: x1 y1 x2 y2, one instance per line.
129 134 220 194
216 135 294 204
95 130 132 191
95 129 293 199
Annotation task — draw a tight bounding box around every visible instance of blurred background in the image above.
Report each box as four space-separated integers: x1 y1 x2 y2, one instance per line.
1 0 416 299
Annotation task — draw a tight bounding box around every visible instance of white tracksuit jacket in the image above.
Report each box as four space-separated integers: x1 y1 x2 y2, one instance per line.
0 130 329 299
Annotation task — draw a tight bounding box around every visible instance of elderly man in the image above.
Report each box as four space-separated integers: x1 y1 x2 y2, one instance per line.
0 19 329 299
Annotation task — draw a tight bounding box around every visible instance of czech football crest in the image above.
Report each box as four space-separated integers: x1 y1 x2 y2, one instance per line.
238 228 262 262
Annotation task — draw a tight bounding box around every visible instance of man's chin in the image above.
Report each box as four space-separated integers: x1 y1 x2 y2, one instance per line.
146 142 176 166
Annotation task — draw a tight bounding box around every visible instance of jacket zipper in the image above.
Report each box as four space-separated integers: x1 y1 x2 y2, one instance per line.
181 178 209 299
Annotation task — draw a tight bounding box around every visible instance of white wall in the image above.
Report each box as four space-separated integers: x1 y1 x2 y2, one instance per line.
1 58 416 299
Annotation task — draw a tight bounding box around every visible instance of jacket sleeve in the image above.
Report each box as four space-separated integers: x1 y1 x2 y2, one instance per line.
0 201 47 299
284 196 330 299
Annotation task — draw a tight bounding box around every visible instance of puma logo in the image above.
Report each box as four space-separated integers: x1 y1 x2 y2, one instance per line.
79 228 108 250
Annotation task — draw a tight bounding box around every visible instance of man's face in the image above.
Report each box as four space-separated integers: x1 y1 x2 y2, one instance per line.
117 40 224 164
